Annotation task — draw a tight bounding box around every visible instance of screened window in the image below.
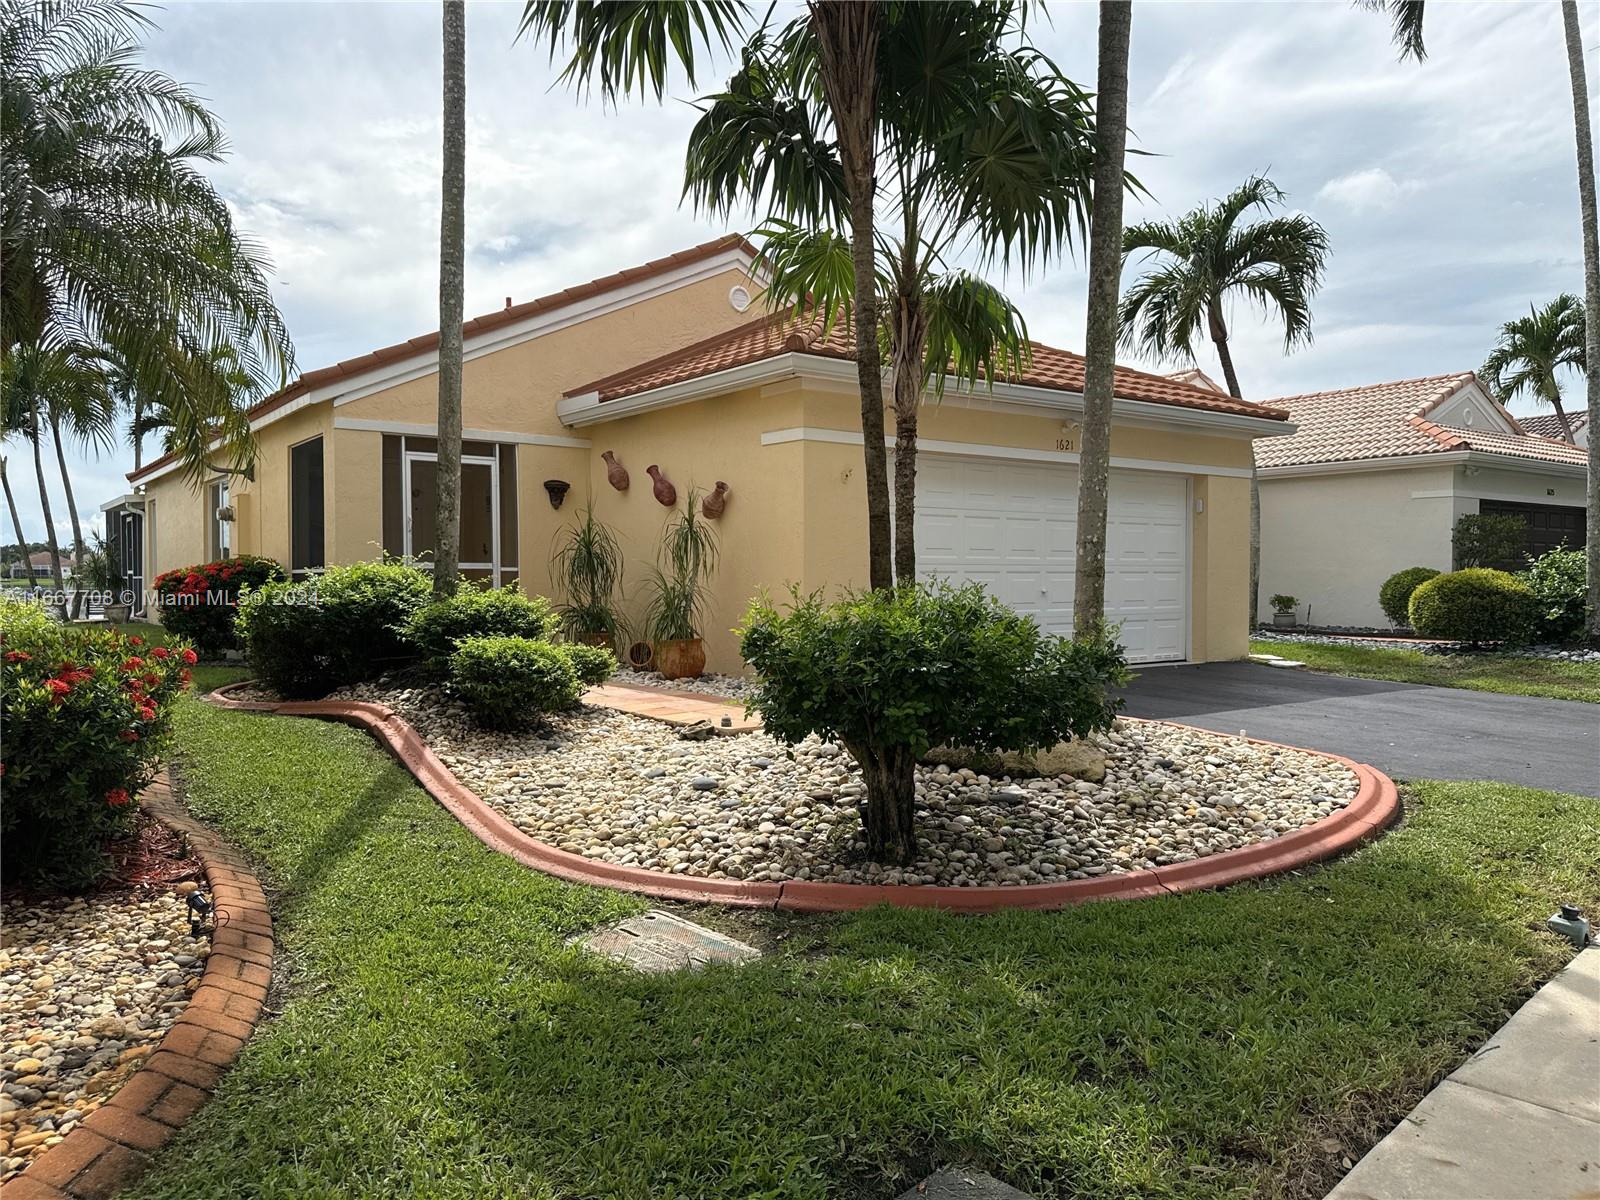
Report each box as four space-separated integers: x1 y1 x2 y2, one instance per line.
291 437 326 575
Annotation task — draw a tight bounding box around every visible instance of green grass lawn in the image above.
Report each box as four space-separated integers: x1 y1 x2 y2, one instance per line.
120 693 1600 1200
1250 639 1600 703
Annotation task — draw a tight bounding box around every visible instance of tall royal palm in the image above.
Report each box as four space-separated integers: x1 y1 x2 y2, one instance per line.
686 1 1097 583
1119 175 1330 627
1482 295 1586 443
434 0 467 597
2 0 294 485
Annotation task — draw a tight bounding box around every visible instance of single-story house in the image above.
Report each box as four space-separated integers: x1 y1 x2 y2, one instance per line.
7 550 75 580
1516 411 1589 448
1256 371 1589 628
120 235 1293 672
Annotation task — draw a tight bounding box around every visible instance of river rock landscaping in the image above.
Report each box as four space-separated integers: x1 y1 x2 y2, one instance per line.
0 885 205 1181
322 679 1360 887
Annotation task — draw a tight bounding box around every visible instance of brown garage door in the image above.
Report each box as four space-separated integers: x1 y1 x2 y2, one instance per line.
1479 499 1586 562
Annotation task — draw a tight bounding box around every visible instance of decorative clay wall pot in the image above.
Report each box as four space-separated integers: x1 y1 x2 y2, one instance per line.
653 638 706 680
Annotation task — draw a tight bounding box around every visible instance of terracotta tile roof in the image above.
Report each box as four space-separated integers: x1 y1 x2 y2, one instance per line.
1255 372 1590 469
1515 412 1587 443
567 308 1288 421
1164 367 1228 394
129 234 756 483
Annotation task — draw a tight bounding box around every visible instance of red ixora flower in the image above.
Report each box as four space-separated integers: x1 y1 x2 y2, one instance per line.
3 650 30 663
150 646 171 660
119 729 140 743
44 678 71 699
105 788 132 808
137 705 157 722
180 669 193 686
180 648 198 665
127 635 144 647
121 656 145 673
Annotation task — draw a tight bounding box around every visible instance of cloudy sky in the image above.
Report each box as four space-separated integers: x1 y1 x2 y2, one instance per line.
16 0 1596 545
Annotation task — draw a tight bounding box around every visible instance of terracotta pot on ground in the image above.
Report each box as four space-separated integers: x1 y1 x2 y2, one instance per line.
626 640 655 671
577 631 613 650
653 638 705 680
103 603 131 624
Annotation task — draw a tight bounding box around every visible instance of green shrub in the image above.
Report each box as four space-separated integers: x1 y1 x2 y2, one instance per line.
1379 567 1441 626
447 636 583 731
153 555 283 655
404 583 559 676
1518 547 1587 644
1 603 193 886
562 642 617 686
1451 513 1527 570
740 582 1129 864
1408 568 1537 646
236 559 432 698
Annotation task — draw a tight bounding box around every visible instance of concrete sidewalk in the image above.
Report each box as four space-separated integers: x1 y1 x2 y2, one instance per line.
1328 947 1600 1200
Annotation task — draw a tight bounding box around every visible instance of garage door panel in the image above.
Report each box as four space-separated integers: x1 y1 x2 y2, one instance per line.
913 457 1188 663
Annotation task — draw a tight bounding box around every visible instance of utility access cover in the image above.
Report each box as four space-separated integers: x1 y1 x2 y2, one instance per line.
578 909 761 973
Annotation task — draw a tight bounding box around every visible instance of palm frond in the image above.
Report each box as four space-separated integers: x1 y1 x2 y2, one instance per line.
517 0 746 103
922 270 1031 396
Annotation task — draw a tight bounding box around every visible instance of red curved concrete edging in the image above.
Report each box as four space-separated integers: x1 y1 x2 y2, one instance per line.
205 682 1400 914
14 777 273 1200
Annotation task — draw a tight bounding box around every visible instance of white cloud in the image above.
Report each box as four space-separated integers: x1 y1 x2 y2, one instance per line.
1316 167 1419 213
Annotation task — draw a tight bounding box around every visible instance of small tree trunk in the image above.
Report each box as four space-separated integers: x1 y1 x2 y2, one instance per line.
433 0 466 599
1209 321 1259 628
845 738 917 866
810 0 892 592
1073 0 1133 637
51 408 87 619
27 400 65 595
892 288 925 584
132 394 143 473
1562 0 1600 641
1 458 28 580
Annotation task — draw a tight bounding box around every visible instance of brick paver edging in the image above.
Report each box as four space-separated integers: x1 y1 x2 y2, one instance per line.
205 682 1399 914
9 778 274 1200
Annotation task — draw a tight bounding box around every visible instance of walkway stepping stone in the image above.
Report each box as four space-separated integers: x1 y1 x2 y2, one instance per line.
577 909 760 973
1247 653 1283 663
1264 658 1306 669
897 1167 1035 1199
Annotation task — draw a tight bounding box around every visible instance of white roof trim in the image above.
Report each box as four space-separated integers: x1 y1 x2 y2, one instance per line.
558 350 1296 439
251 246 755 434
99 493 144 512
331 416 590 448
1261 448 1585 479
760 427 1256 478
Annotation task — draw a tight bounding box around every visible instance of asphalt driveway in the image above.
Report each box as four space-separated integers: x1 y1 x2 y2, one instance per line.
1120 661 1599 797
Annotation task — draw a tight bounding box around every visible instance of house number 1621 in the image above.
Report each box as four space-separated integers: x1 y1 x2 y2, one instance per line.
1056 434 1077 452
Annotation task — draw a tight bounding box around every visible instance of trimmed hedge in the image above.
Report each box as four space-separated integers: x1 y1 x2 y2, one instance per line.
448 636 590 731
404 584 560 677
1408 568 1537 646
237 560 433 698
1379 567 1441 627
153 555 283 655
1 603 194 886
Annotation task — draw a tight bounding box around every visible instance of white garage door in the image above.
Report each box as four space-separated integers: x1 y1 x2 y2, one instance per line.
916 456 1189 663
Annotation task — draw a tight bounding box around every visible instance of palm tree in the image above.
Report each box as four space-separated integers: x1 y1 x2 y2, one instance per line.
1118 175 1330 628
1365 0 1599 640
1481 295 1586 442
44 352 116 615
0 456 26 580
1073 1 1133 639
686 1 1097 582
434 0 467 598
2 0 294 485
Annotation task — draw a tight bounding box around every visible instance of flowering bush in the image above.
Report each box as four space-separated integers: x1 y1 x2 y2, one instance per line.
154 555 283 655
447 636 595 731
0 602 193 887
236 559 433 698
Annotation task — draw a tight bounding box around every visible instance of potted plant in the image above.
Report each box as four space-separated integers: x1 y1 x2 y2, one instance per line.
1270 594 1299 628
643 491 718 679
82 536 130 623
551 504 625 650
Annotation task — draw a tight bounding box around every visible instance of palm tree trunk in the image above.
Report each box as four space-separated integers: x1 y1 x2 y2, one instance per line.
1548 393 1577 444
26 399 65 596
49 408 88 619
132 393 143 473
1208 314 1260 628
892 279 924 583
1563 0 1600 641
1073 0 1132 639
1 458 28 581
810 0 893 593
434 0 466 599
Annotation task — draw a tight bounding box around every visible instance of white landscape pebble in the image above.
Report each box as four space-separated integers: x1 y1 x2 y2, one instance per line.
0 892 204 1180
328 680 1361 889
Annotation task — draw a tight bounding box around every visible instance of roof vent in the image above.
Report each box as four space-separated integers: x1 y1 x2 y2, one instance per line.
504 296 512 309
728 284 752 312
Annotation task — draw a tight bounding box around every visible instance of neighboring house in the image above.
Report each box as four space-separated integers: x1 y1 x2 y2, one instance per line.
1256 371 1588 628
101 494 147 612
1164 368 1228 394
117 235 1294 672
7 551 74 580
1515 411 1589 448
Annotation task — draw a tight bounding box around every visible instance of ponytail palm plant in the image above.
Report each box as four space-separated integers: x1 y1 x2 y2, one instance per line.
1480 294 1586 443
1118 175 1330 626
684 1 1097 581
2 0 294 485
